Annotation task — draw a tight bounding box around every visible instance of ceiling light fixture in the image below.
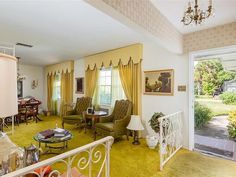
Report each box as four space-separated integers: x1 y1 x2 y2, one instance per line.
181 0 214 25
16 42 33 48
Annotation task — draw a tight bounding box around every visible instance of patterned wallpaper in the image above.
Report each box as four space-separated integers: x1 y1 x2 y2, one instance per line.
101 0 183 53
88 0 235 54
183 22 236 53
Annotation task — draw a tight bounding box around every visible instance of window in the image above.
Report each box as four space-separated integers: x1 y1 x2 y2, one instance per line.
95 67 126 106
99 69 112 105
53 73 61 100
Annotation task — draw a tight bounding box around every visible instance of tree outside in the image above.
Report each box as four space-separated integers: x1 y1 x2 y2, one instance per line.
194 59 235 96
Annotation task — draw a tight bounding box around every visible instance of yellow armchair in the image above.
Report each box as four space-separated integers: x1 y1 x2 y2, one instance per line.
62 97 92 128
94 100 132 140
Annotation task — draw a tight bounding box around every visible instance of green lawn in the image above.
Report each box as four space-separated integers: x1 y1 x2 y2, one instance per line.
195 97 236 116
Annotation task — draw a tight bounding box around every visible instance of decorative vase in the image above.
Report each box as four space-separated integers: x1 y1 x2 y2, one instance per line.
146 135 159 149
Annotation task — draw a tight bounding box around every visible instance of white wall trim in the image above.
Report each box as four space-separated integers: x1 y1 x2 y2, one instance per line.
188 45 236 151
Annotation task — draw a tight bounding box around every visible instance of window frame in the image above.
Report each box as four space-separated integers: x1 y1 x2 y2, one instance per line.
99 68 112 106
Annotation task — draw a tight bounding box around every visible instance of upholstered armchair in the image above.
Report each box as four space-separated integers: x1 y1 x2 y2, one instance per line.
94 100 132 140
62 97 92 128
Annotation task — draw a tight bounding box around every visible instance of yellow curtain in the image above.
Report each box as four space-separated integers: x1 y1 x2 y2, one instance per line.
47 74 55 111
85 66 98 98
118 60 141 115
60 71 74 116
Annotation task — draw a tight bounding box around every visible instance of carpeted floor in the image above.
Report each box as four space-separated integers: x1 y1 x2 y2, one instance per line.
8 116 236 177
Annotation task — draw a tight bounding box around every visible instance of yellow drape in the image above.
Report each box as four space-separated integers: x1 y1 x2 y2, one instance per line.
60 71 74 116
85 66 98 98
47 74 54 111
118 60 141 115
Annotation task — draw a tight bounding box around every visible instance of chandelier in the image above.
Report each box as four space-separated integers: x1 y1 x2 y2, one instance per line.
181 0 214 25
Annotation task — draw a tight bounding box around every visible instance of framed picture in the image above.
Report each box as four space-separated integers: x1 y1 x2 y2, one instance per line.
144 69 174 95
17 80 23 98
75 77 84 94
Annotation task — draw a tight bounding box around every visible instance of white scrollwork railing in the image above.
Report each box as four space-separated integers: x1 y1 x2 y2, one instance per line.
158 111 183 171
2 136 114 177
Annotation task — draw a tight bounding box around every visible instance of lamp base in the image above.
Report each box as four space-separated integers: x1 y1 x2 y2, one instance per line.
132 140 140 145
132 131 140 145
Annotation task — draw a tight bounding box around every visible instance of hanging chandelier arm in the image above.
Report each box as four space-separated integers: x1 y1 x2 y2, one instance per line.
181 0 214 25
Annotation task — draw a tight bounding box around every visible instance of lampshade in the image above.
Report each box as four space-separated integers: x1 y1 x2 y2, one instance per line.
127 115 144 131
0 53 18 117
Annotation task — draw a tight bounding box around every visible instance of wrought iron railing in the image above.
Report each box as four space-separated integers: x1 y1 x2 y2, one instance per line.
158 111 183 171
2 136 114 177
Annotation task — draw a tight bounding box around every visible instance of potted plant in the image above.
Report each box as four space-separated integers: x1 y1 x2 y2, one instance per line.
146 112 165 149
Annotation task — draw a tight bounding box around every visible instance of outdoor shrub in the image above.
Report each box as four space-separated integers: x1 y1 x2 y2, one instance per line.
227 110 236 138
220 91 236 105
149 112 165 133
194 102 212 129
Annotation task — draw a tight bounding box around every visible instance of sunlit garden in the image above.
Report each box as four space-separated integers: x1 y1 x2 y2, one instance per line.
194 59 236 139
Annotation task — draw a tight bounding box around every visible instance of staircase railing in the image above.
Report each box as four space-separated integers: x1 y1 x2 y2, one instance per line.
2 136 114 177
159 111 183 171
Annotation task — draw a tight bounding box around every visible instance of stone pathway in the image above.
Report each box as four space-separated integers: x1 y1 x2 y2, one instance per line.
195 115 236 161
195 115 229 139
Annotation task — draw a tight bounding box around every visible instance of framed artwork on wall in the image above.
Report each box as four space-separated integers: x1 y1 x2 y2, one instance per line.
17 80 23 98
75 77 84 94
144 69 174 95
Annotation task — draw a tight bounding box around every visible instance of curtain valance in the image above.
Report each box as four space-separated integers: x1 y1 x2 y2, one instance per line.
46 61 74 76
85 43 143 70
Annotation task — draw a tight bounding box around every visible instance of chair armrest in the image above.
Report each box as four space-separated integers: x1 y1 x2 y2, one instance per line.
113 115 131 131
65 110 76 116
99 115 114 123
62 103 75 116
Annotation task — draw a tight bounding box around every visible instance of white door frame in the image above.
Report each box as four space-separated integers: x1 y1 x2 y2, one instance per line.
188 45 236 150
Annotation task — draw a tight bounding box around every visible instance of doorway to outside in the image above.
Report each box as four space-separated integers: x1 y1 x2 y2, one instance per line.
189 46 236 161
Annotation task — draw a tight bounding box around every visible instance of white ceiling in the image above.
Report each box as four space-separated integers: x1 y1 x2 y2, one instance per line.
0 0 143 66
151 0 236 34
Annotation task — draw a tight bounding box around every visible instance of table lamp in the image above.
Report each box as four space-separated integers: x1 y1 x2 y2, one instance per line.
127 115 144 145
0 53 18 133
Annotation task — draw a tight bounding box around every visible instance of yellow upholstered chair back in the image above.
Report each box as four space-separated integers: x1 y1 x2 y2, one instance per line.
75 97 92 115
112 100 132 121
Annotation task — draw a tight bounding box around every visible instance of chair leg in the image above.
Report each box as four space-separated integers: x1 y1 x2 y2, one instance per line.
62 122 64 129
35 114 38 123
126 130 129 141
94 130 97 141
25 115 28 125
14 116 19 126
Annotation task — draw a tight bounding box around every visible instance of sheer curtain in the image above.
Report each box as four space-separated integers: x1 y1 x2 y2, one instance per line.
93 71 100 107
52 73 61 115
111 67 126 107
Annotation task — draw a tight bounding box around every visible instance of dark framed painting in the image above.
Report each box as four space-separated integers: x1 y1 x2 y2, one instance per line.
144 69 174 96
17 80 23 98
75 77 84 94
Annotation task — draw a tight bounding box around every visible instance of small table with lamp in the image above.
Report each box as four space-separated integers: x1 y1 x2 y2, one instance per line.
83 111 108 132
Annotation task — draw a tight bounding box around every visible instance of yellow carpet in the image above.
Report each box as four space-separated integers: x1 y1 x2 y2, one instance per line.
8 116 236 177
